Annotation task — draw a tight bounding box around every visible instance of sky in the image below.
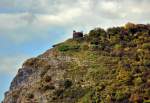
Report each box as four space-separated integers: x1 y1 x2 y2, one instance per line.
0 0 150 102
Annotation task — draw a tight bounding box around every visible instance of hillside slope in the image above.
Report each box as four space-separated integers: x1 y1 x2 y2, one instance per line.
3 23 150 103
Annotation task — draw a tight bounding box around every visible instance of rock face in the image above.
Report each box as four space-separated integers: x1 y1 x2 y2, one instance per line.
10 67 34 90
3 49 82 103
3 23 150 103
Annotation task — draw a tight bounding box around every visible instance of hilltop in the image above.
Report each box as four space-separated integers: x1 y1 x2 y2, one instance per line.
3 23 150 103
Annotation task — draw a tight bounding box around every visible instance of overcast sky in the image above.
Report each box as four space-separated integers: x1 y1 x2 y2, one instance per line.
0 0 150 101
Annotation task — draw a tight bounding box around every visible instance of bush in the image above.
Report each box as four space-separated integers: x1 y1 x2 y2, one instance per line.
90 38 99 45
115 91 128 101
26 93 34 99
142 43 150 49
130 93 143 103
90 44 99 51
54 89 64 97
143 60 150 67
82 44 89 50
114 44 122 50
89 28 106 38
70 45 80 50
134 77 143 86
117 69 132 84
144 100 150 103
89 90 101 103
124 22 136 29
107 27 124 36
44 75 52 82
58 45 80 52
58 45 70 52
64 80 72 89
41 84 55 91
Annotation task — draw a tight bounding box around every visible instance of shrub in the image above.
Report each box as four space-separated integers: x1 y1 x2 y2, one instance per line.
134 77 143 86
124 22 136 29
58 45 70 52
44 75 52 82
41 84 55 91
107 27 124 36
70 45 80 50
54 89 64 97
89 90 101 103
90 38 99 45
82 44 89 50
89 28 106 38
130 93 143 103
114 44 122 50
117 69 132 84
26 93 34 99
143 60 150 67
64 80 72 89
115 91 128 101
58 45 80 52
144 100 150 103
142 43 150 49
90 44 99 51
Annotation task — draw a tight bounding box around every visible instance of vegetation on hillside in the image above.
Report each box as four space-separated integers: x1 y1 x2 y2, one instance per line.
54 23 150 103
3 23 150 103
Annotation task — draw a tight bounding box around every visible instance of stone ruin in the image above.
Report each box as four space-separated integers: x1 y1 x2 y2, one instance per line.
73 30 83 39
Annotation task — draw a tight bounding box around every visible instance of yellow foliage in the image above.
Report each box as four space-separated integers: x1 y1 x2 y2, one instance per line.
124 22 136 29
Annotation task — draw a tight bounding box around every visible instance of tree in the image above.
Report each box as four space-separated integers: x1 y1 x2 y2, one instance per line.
89 28 106 38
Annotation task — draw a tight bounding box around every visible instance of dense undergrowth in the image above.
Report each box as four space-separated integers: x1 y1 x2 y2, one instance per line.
54 23 150 103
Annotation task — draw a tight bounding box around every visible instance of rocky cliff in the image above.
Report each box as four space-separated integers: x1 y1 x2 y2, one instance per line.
3 23 150 103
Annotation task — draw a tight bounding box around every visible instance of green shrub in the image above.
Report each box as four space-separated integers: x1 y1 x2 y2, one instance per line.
143 60 150 67
90 38 99 45
144 100 150 103
90 44 99 50
64 80 72 89
142 43 150 49
115 91 128 101
89 28 106 38
107 27 124 36
70 45 80 50
58 45 70 52
58 45 80 52
134 77 143 86
79 92 91 103
82 44 89 50
114 44 122 50
89 90 101 103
